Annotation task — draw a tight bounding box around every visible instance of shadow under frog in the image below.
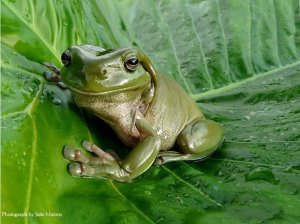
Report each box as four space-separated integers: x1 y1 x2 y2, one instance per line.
46 45 224 182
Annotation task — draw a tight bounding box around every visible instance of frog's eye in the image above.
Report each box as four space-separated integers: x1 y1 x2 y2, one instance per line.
61 50 71 67
124 56 139 72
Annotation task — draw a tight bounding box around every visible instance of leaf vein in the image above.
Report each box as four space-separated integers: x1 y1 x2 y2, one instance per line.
272 0 283 67
48 0 59 48
1 65 44 119
226 140 300 144
215 0 232 83
186 1 214 89
191 61 300 101
211 158 300 173
2 1 60 63
109 181 155 224
162 166 223 207
154 2 192 94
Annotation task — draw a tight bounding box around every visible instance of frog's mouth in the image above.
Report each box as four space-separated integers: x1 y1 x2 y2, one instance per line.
66 81 150 96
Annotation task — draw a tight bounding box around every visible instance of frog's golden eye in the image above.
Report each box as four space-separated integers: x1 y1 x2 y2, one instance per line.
61 50 71 67
124 56 139 72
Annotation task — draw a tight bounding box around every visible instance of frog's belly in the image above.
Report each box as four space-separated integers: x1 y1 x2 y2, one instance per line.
114 127 140 148
116 119 183 150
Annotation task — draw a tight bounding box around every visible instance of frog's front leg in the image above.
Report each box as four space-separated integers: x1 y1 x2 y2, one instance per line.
43 62 68 90
155 118 224 165
63 115 161 182
63 143 128 179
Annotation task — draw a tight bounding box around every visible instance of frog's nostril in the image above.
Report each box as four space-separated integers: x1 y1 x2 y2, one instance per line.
102 68 107 75
61 50 71 67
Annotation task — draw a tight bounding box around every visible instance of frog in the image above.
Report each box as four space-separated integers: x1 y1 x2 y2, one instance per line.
57 45 224 182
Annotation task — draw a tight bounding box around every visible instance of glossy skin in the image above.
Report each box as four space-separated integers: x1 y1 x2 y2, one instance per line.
61 45 224 182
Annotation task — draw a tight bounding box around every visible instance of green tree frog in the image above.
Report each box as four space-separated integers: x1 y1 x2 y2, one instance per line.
59 45 224 182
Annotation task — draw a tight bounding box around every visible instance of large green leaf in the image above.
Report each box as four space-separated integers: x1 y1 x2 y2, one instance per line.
1 0 300 223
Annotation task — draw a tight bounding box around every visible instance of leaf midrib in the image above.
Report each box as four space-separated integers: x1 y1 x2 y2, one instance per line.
191 61 300 101
23 83 43 224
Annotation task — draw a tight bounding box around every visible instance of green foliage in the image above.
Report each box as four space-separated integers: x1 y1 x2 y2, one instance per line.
1 0 300 223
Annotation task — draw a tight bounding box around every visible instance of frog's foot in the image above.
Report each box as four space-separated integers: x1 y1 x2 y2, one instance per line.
43 62 68 90
155 119 224 165
63 141 129 181
43 62 61 75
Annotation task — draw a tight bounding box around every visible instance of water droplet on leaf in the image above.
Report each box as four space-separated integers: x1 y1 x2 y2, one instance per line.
52 97 62 105
245 167 279 184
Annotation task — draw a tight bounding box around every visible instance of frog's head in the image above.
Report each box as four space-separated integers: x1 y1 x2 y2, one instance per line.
60 45 156 94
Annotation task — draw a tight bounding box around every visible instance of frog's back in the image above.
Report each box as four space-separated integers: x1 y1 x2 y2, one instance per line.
144 73 204 150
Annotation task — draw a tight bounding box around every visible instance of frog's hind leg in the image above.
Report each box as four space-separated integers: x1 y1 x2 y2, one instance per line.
155 119 224 165
154 150 213 165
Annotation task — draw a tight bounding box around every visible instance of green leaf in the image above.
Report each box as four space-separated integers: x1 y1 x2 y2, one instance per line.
1 0 300 223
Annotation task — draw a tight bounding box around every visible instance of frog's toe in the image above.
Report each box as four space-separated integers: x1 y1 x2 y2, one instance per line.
68 162 95 177
106 149 121 161
68 161 125 180
81 140 115 161
63 144 118 167
153 157 164 166
63 145 89 163
63 145 75 160
43 70 61 82
43 62 61 75
68 162 84 176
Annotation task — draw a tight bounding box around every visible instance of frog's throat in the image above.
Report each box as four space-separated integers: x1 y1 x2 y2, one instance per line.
67 83 149 96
